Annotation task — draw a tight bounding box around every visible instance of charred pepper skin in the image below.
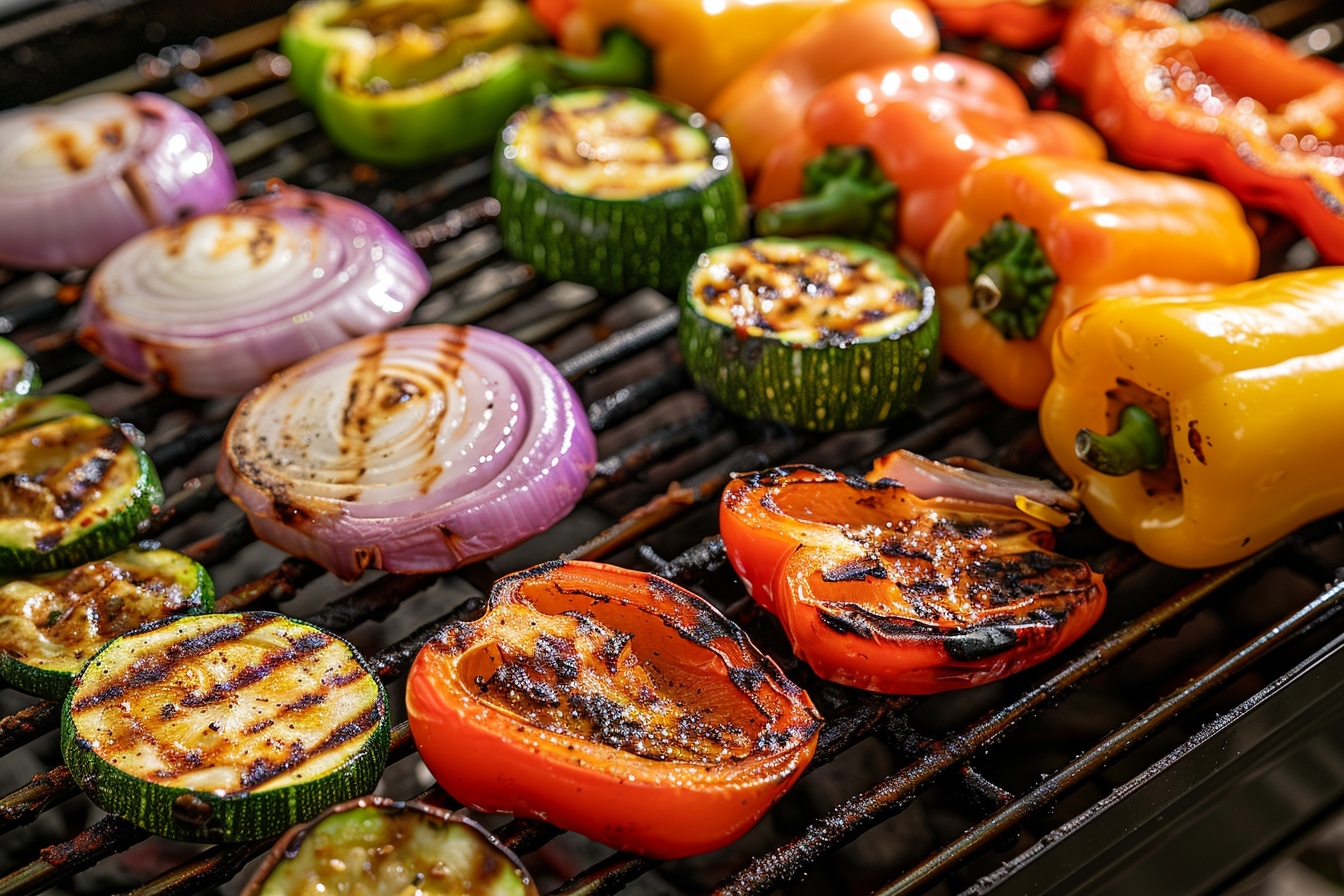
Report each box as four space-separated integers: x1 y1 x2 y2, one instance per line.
1041 268 1344 569
1057 0 1344 263
925 154 1260 409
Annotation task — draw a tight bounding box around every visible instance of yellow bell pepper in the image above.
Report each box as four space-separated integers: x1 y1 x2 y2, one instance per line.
1040 268 1344 569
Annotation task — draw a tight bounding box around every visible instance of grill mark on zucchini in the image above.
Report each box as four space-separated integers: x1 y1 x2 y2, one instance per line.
177 631 331 708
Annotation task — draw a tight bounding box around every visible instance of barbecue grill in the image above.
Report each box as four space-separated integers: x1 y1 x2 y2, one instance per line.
1 1 1343 894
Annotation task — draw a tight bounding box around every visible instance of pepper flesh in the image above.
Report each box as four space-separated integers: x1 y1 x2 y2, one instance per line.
929 0 1067 49
406 560 820 859
1040 268 1344 569
720 465 1106 694
704 0 938 178
924 154 1260 409
529 0 853 109
753 54 1105 255
1056 0 1344 263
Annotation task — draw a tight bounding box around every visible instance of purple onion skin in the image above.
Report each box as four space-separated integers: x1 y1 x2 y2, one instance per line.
0 93 235 271
217 326 598 580
77 183 431 398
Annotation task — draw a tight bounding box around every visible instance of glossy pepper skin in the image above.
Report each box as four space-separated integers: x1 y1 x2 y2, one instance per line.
1056 0 1344 263
925 154 1260 409
1041 268 1344 569
720 465 1106 694
753 54 1105 255
930 0 1067 49
406 560 821 859
705 0 938 178
528 0 852 109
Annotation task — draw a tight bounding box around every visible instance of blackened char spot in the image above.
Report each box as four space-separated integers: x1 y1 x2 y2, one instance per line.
942 626 1019 662
1187 420 1207 465
822 558 887 582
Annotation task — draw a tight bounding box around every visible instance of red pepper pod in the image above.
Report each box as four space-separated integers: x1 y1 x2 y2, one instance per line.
931 0 1067 49
721 465 1106 694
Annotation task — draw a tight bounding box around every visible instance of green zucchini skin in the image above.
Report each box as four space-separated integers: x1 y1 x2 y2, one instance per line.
0 337 38 403
0 546 214 701
493 88 748 298
62 612 391 843
0 395 93 435
0 414 164 575
678 238 940 433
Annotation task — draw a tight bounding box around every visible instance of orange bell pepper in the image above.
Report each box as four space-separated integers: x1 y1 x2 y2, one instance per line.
705 0 939 178
924 154 1260 409
930 0 1067 49
528 0 854 110
753 54 1105 255
1056 0 1344 263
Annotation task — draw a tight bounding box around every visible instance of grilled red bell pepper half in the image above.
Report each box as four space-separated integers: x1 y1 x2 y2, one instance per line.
405 560 821 859
720 458 1104 694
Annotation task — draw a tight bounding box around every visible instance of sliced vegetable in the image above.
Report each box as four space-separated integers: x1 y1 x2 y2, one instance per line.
494 87 747 297
77 182 430 398
0 395 92 436
720 463 1106 693
218 325 596 581
0 413 163 575
0 546 213 700
0 92 235 271
242 797 537 896
0 338 38 404
929 0 1067 49
678 237 938 432
62 611 390 842
407 560 821 859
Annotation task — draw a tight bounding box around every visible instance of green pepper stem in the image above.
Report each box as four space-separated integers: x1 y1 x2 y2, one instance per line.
546 29 653 88
965 216 1057 340
754 145 898 248
1075 405 1167 476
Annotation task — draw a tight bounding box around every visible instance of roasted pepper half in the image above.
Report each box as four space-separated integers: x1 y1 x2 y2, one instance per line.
721 460 1104 694
925 154 1260 409
753 54 1105 255
528 0 852 109
282 0 652 166
705 0 938 178
1057 0 1344 263
1041 268 1344 569
929 0 1068 49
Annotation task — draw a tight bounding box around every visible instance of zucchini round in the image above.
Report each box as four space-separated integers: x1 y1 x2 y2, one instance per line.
493 87 748 297
0 337 38 403
0 394 91 435
242 797 537 896
0 413 163 575
62 611 390 843
0 546 213 700
678 237 939 432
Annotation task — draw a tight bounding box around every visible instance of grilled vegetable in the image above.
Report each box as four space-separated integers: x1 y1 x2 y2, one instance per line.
0 546 212 700
62 611 390 842
1057 0 1344 263
282 0 652 166
929 0 1067 49
407 560 821 859
678 237 938 432
0 413 162 575
494 87 747 297
0 395 92 435
752 54 1105 254
1042 268 1344 569
0 338 38 404
0 92 235 271
242 797 538 896
218 325 595 581
924 155 1260 409
720 462 1105 693
78 182 430 398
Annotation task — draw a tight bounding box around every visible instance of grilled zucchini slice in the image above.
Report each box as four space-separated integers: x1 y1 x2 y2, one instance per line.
0 337 38 403
493 87 748 297
0 394 93 435
62 611 391 842
0 413 163 574
0 546 213 700
243 797 537 896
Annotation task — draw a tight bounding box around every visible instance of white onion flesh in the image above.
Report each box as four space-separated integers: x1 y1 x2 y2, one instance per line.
868 449 1080 512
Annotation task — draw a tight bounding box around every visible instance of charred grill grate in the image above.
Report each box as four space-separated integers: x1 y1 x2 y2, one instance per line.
1 2 1344 895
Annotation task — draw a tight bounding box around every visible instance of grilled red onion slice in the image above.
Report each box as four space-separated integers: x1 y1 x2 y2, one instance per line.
0 93 235 271
76 183 430 397
217 325 597 580
867 449 1080 514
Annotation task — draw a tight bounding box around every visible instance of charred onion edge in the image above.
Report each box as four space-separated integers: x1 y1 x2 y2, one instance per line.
868 449 1081 514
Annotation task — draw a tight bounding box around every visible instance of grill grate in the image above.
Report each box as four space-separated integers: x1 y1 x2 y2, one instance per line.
1 2 1343 895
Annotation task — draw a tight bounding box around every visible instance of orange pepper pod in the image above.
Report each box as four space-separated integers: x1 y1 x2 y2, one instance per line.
705 0 939 178
924 154 1260 409
753 54 1105 255
1056 0 1344 263
929 0 1067 49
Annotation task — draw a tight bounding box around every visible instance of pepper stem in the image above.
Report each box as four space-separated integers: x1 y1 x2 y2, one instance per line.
545 29 653 88
965 216 1057 340
754 146 898 248
1075 405 1167 476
